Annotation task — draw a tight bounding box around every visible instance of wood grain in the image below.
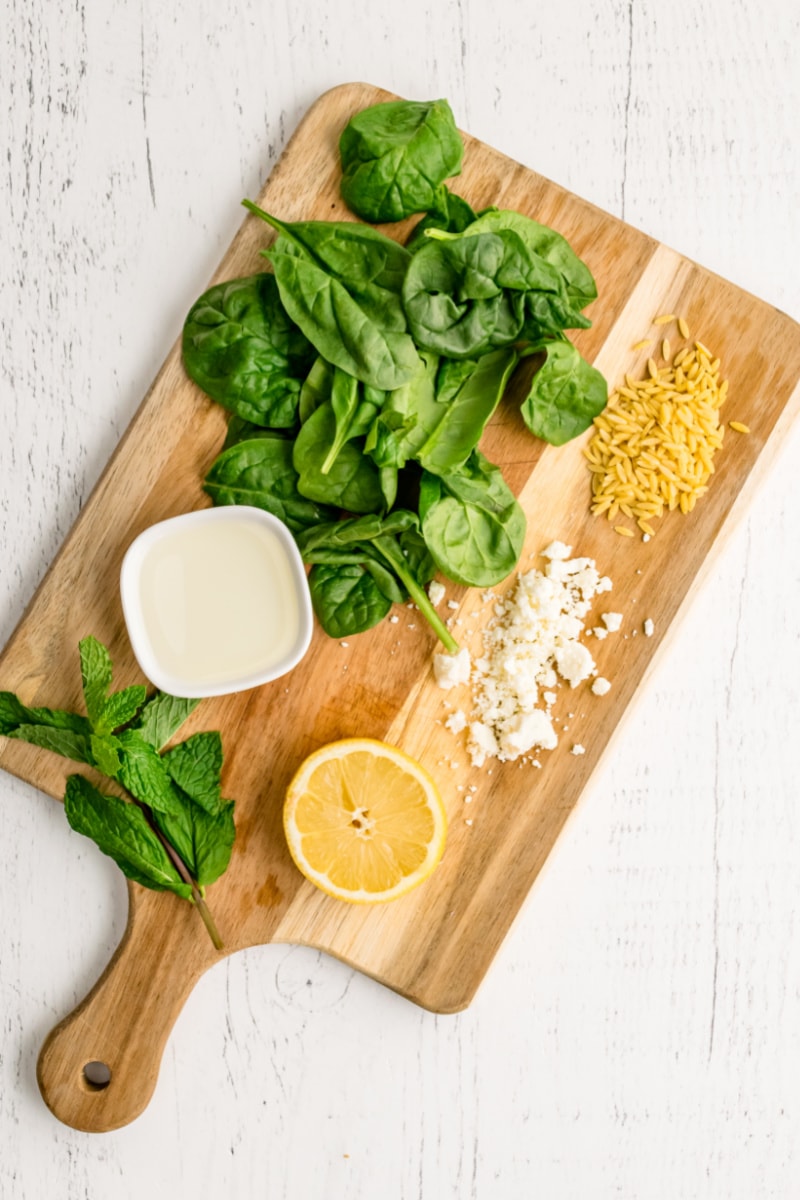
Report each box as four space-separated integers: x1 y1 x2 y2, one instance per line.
2 80 799 1134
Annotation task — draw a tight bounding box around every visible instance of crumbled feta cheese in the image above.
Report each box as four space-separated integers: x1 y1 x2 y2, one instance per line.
446 599 459 611
601 612 623 632
389 615 399 624
427 580 446 607
571 744 586 756
554 641 595 687
468 721 500 767
541 540 572 560
543 691 557 706
499 710 558 758
445 710 467 734
433 647 471 689
591 677 611 696
597 576 613 593
592 626 608 640
643 618 655 637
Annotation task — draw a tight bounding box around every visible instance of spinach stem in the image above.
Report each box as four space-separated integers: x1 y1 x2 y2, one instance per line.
381 548 459 654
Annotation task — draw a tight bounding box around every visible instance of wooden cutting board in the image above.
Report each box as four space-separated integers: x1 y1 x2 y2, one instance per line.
2 82 799 1133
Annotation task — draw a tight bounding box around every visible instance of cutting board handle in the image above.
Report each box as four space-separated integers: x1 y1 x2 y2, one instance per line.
36 889 217 1132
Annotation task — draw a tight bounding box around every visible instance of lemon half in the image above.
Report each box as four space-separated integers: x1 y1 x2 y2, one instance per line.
283 738 447 903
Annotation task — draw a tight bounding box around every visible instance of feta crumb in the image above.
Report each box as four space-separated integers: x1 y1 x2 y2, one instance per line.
554 642 595 687
447 599 459 611
427 580 446 607
433 647 471 689
499 710 558 758
541 540 572 560
445 710 467 734
643 618 655 636
543 691 557 706
591 677 611 696
597 576 613 593
465 819 473 827
340 641 349 648
592 626 608 640
389 615 399 624
468 721 500 768
642 534 651 543
571 744 586 756
601 612 623 632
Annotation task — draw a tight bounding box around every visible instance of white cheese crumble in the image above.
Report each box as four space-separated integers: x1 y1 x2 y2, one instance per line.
601 612 623 632
445 710 467 734
591 677 611 696
570 744 586 756
643 618 655 637
432 545 614 767
427 580 446 607
433 647 471 689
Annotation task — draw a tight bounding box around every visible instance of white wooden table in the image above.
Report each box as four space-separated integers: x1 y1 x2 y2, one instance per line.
2 1 799 1195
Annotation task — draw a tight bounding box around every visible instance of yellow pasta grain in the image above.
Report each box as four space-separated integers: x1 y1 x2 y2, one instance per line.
653 313 676 325
729 420 750 433
586 333 728 535
678 316 690 338
632 339 652 351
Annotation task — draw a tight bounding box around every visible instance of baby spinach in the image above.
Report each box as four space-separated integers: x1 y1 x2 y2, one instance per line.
518 339 608 445
457 209 597 309
419 450 526 586
205 434 336 532
2 637 235 949
243 201 421 390
323 367 385 474
293 403 385 513
339 98 464 223
182 273 315 427
402 229 590 359
405 187 482 252
298 355 334 423
364 351 440 469
308 563 393 638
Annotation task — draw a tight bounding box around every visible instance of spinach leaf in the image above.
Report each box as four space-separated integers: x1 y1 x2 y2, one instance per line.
364 351 440 469
322 368 385 474
153 797 236 889
518 340 608 445
339 98 464 223
415 347 519 475
205 434 336 532
243 201 421 390
182 273 315 427
457 209 597 309
308 563 393 638
133 693 200 751
402 229 590 359
293 403 385 513
162 731 223 816
64 775 192 899
419 450 526 586
298 356 334 423
405 187 481 252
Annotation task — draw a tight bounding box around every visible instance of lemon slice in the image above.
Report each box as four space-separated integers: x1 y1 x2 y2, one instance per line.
283 738 447 903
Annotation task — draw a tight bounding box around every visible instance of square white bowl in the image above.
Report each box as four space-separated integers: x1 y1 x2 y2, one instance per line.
120 506 313 698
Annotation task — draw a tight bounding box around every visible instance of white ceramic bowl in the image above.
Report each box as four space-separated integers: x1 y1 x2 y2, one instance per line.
120 506 313 698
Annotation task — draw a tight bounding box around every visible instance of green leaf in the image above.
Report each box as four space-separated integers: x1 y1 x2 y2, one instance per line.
405 187 480 252
154 797 236 888
308 563 392 638
293 404 385 513
298 355 335 423
364 351 440 470
116 730 182 816
0 692 92 737
340 99 464 223
182 273 315 426
419 450 526 586
90 733 123 777
204 434 337 533
162 732 223 816
78 636 113 727
64 775 191 899
518 340 608 445
133 693 201 751
6 724 93 763
95 685 147 736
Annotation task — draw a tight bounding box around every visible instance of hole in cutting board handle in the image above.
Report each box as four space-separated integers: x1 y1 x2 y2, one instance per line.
82 1061 112 1091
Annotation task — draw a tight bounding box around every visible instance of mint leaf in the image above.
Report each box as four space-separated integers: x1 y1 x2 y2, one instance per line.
116 730 182 815
0 692 91 737
163 732 223 815
95 685 147 735
79 636 113 727
6 724 93 763
134 693 200 750
64 775 191 899
154 795 236 887
90 733 123 777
